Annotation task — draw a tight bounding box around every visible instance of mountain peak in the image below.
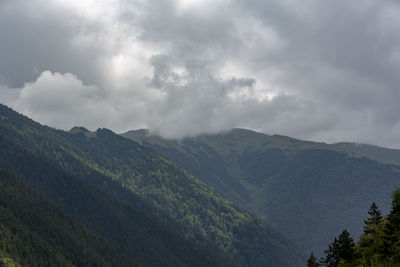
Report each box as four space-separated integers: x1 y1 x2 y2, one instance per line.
123 129 150 136
69 126 90 134
228 128 270 137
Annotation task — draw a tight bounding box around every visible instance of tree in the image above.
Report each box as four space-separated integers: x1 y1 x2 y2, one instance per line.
307 253 320 267
336 230 356 264
318 190 400 265
322 230 356 267
358 202 385 263
363 202 383 235
382 190 400 261
387 190 400 231
323 237 340 267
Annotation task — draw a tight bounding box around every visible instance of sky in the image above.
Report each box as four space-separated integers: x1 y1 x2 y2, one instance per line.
1 0 400 148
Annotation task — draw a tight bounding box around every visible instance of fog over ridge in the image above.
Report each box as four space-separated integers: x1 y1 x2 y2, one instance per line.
1 0 400 147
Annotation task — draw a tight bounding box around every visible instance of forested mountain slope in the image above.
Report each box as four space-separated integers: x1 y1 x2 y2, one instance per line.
0 171 135 267
0 104 304 266
123 128 400 254
0 110 226 266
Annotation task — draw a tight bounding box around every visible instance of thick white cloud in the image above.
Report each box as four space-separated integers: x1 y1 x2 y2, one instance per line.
1 0 400 147
1 71 114 130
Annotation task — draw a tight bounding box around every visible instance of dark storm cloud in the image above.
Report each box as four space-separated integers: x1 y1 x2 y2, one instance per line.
1 0 400 147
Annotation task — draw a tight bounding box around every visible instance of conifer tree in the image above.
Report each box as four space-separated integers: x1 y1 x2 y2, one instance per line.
337 230 356 264
382 190 400 261
358 202 385 263
307 253 319 267
322 230 356 267
387 190 400 230
322 237 340 267
363 202 383 235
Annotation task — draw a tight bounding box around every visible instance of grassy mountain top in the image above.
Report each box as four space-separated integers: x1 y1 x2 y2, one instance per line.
333 142 400 166
69 126 90 134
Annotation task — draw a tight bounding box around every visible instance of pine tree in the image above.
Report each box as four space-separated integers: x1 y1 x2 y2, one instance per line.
307 253 320 267
322 230 356 267
358 202 385 263
363 202 383 235
337 230 356 264
387 190 400 231
382 190 400 261
322 237 340 267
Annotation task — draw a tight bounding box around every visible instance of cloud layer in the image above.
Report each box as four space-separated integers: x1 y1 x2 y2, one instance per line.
1 0 400 147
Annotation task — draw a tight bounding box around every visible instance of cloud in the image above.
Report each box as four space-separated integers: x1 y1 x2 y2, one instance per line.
1 0 400 147
1 71 113 130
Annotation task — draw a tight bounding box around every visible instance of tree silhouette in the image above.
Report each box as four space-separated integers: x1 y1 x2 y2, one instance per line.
307 253 320 267
322 230 355 267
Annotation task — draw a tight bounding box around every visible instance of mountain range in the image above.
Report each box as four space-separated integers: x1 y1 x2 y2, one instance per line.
122 128 400 254
0 104 304 266
3 101 400 266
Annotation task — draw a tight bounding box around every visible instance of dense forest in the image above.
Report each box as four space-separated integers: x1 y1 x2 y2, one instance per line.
308 189 400 266
0 104 305 266
0 171 136 267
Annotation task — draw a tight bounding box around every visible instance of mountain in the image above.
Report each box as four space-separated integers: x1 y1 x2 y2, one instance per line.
0 104 305 266
122 128 400 254
0 109 227 267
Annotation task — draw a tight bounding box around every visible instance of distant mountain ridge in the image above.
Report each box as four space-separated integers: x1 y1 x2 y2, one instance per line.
122 128 400 254
124 128 400 166
333 141 400 166
0 104 304 266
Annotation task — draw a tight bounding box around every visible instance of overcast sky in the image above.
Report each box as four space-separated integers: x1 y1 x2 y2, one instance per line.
1 0 400 147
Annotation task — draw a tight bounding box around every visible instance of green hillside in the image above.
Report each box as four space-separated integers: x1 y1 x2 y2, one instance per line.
0 171 135 267
0 105 232 266
0 104 304 266
123 128 400 254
